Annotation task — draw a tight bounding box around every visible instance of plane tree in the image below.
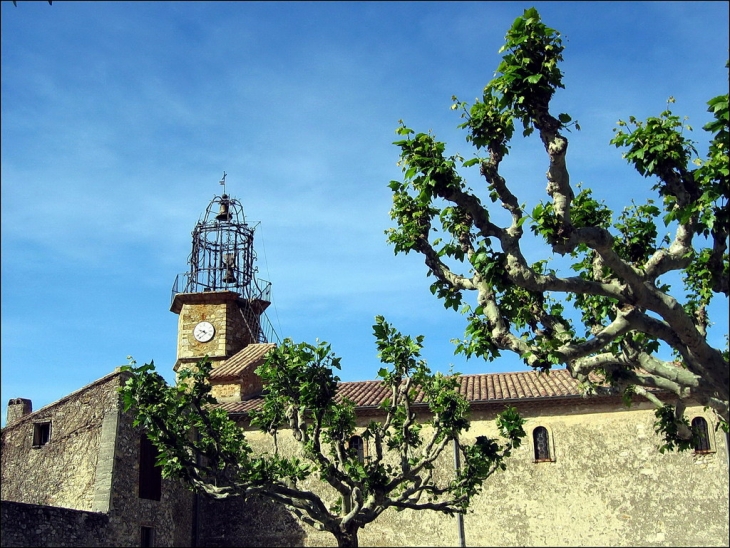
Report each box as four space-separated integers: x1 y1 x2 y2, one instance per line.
120 317 526 547
386 7 729 447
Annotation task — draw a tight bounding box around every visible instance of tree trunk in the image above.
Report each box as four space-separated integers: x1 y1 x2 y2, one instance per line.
334 529 359 547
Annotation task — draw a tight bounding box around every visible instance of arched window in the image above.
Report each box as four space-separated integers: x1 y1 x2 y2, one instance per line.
691 417 711 453
533 426 551 462
349 435 364 463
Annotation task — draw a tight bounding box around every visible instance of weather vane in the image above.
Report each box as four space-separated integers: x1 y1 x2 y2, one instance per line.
219 171 227 195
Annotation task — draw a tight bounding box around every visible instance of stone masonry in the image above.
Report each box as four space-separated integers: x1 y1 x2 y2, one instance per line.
210 397 729 547
1 371 194 547
3 365 728 547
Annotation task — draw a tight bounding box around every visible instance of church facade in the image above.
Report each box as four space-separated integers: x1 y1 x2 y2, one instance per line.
209 350 730 547
2 191 728 547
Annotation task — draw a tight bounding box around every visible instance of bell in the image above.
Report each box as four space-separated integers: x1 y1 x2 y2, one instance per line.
216 196 230 221
223 268 237 284
222 253 237 284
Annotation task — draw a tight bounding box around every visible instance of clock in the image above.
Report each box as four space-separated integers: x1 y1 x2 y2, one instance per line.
193 321 215 343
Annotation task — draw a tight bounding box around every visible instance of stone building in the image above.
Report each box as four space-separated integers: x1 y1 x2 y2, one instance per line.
3 362 728 547
1 371 195 547
2 190 728 546
210 358 730 547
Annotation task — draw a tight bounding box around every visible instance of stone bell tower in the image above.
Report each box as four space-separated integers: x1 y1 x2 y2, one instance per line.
171 174 276 380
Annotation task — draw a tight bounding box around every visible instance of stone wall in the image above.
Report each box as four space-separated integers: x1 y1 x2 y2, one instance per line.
463 400 729 547
0 501 109 547
198 494 306 547
1 372 121 510
238 364 264 399
205 398 729 547
104 400 195 547
1 371 195 547
175 292 253 367
210 367 265 403
211 382 242 402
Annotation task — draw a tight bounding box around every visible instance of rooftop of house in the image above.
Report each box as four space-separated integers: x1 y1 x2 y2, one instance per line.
209 343 276 382
215 367 608 415
207 343 651 416
3 343 657 428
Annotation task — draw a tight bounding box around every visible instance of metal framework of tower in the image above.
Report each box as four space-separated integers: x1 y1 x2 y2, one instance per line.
171 191 277 344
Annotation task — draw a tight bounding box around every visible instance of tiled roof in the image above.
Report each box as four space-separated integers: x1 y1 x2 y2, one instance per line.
216 368 596 415
209 343 276 382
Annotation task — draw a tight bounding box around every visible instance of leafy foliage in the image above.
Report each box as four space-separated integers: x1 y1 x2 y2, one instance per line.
387 8 729 447
120 318 525 547
653 404 694 453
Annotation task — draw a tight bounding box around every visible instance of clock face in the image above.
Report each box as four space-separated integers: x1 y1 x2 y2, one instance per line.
193 321 215 343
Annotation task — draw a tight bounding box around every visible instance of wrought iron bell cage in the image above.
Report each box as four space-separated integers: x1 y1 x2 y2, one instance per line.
175 194 270 302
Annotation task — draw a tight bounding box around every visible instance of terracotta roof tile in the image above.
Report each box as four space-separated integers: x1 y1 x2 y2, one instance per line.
217 398 263 413
209 343 276 382
218 368 600 415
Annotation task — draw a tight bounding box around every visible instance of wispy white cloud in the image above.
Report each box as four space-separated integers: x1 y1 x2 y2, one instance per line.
2 1 728 425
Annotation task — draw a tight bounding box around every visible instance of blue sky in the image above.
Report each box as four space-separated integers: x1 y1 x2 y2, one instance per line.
2 1 728 426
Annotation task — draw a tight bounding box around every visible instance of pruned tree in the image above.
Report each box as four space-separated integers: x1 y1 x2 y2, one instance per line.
120 316 526 547
386 7 728 449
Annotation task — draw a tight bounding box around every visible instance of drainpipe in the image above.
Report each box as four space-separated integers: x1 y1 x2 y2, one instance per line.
453 438 466 547
192 429 201 547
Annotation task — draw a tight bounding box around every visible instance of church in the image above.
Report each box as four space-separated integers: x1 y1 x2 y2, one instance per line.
2 191 728 547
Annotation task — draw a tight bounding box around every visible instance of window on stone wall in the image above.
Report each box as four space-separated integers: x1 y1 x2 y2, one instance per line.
141 525 155 547
533 426 552 462
348 435 365 463
139 434 162 501
691 416 712 453
32 421 51 448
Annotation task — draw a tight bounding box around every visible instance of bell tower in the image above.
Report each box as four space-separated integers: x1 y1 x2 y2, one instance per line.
171 174 275 377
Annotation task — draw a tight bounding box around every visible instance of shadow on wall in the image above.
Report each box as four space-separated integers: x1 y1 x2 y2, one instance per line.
198 493 306 547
